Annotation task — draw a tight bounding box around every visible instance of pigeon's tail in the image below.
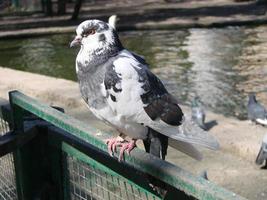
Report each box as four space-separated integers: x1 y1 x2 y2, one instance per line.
143 128 168 160
151 114 220 151
168 139 202 161
199 123 208 131
193 118 207 131
177 116 220 150
256 118 267 126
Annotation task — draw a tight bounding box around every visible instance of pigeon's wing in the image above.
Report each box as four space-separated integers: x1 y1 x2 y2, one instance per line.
248 102 267 119
104 50 219 150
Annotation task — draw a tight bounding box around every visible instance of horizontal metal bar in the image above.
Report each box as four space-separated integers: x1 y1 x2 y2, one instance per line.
9 90 248 200
0 131 16 156
0 127 37 157
0 98 14 129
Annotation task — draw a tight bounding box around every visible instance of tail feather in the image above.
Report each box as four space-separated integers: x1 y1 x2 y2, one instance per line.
169 138 203 161
151 114 220 151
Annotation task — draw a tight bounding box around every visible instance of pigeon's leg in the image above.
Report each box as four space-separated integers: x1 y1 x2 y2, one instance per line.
105 133 126 156
118 139 137 162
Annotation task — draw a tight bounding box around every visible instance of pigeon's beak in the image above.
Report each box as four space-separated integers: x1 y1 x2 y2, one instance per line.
256 143 267 165
70 36 82 48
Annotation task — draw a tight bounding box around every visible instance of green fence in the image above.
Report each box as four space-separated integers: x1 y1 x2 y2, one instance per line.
0 91 248 200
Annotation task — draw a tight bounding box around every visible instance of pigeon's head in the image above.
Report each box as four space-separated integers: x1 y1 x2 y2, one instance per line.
191 96 202 107
70 19 122 55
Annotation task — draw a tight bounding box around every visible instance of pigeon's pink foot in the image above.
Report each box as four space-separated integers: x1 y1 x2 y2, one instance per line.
105 136 125 156
118 139 136 162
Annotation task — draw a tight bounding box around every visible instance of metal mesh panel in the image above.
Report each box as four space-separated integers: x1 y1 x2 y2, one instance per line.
0 117 18 200
66 155 161 200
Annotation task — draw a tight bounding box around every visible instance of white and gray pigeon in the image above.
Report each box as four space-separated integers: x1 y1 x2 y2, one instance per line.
256 133 267 168
191 96 207 130
247 93 267 126
70 19 219 161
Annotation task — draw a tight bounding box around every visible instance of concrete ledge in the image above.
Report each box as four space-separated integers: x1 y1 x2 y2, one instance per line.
0 66 266 199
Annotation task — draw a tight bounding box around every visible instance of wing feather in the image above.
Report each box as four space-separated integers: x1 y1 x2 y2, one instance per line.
104 50 219 150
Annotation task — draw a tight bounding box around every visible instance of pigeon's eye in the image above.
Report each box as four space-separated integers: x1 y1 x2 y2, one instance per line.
82 29 96 37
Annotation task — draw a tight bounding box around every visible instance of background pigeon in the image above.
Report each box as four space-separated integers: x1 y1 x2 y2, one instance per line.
199 170 208 180
70 19 219 162
256 133 267 168
191 96 207 130
247 93 267 126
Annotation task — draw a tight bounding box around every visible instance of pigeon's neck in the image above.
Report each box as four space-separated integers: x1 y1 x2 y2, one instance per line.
76 44 123 73
191 99 200 108
248 95 257 104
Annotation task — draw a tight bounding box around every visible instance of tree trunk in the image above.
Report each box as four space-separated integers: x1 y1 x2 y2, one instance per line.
43 0 53 16
71 0 83 20
57 0 66 15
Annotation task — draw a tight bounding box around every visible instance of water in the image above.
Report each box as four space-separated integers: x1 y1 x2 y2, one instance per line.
1 26 267 119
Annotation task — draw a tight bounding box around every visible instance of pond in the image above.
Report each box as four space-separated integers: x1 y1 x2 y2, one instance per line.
1 26 267 119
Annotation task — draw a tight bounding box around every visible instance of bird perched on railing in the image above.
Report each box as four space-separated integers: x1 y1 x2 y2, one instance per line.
191 96 207 130
247 93 267 126
256 133 267 169
70 19 219 162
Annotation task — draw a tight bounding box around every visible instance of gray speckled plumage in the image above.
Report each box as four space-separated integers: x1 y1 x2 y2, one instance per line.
191 97 207 130
77 57 115 109
71 19 219 161
247 93 267 125
256 134 267 167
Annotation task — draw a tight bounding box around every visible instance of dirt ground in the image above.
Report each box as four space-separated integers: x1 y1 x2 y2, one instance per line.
0 66 267 199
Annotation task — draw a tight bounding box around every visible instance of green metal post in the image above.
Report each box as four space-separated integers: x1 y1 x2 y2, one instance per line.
9 91 64 200
47 127 64 200
9 91 26 200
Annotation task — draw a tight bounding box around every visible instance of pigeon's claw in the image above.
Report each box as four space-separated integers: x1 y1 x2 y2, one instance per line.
105 136 125 156
118 139 137 162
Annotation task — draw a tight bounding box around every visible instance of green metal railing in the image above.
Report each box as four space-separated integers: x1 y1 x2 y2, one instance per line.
0 91 248 200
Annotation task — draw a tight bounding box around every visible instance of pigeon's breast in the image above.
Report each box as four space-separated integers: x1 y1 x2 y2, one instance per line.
77 63 108 110
89 105 148 139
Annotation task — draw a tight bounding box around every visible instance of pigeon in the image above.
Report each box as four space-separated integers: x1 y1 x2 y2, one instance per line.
199 170 208 180
247 93 267 126
108 15 118 30
70 19 219 162
107 15 166 159
191 96 207 130
256 133 267 168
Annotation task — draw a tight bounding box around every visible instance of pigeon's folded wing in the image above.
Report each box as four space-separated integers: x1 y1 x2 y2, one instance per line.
104 51 219 150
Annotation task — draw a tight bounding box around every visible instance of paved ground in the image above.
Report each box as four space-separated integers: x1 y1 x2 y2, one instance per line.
1 66 267 199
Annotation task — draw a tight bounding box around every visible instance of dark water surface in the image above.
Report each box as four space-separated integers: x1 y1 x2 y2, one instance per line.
1 26 267 119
